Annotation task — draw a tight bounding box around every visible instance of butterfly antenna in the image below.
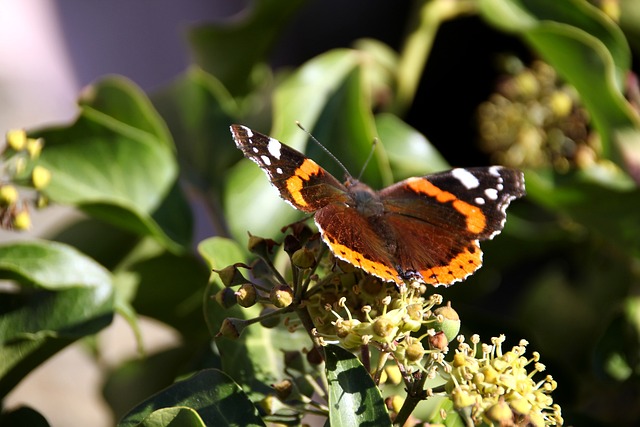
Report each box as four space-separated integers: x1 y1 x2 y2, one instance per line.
296 121 352 178
357 138 378 181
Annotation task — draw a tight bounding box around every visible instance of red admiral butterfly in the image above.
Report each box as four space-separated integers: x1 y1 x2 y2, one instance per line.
230 124 525 287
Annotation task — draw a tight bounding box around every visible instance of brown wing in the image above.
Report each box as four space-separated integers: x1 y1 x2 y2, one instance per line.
314 204 402 285
378 167 525 286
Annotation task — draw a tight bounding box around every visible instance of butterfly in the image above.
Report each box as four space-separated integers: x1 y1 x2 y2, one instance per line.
230 124 525 287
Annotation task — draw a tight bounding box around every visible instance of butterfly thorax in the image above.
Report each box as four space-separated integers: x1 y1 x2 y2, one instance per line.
344 178 384 217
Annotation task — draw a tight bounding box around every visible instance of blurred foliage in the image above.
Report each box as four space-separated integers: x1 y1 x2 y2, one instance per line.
0 0 639 426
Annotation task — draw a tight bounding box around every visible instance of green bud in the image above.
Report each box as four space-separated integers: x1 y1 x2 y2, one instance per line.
270 284 294 308
432 302 461 341
291 247 315 269
236 283 257 307
213 263 250 287
216 317 249 339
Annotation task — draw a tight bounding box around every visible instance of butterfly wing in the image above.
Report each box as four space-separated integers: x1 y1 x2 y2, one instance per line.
379 166 525 286
314 203 401 284
231 125 349 212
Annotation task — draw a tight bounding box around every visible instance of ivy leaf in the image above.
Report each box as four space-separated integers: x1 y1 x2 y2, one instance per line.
0 241 114 397
118 369 265 427
36 76 190 252
324 344 392 427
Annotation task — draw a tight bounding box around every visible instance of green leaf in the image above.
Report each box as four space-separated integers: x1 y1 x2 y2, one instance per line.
324 345 392 427
375 113 450 180
137 407 205 427
118 369 265 427
187 0 304 96
0 240 114 397
127 251 211 341
36 76 190 252
428 397 467 427
478 0 640 181
152 68 238 195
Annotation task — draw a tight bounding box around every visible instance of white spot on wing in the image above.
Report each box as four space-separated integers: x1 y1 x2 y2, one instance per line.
489 165 502 177
268 138 282 160
261 155 271 166
474 197 485 205
276 167 283 174
452 168 480 189
244 127 254 137
485 188 498 200
252 147 259 153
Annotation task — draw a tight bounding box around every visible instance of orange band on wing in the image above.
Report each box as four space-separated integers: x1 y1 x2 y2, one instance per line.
285 159 322 208
419 243 482 287
407 178 486 234
322 235 401 285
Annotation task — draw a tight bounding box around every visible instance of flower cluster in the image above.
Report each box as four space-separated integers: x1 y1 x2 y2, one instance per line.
213 224 563 426
443 334 563 426
0 129 50 230
477 59 597 173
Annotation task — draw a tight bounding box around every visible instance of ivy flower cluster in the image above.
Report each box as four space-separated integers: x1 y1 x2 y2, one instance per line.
477 59 598 173
1 129 50 230
443 334 563 426
213 224 563 426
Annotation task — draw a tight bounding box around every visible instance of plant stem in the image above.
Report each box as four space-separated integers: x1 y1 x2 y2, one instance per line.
393 0 477 115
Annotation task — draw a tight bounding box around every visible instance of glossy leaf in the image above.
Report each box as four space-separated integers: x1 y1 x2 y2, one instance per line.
0 241 114 397
375 112 450 180
136 407 205 427
187 0 304 96
152 68 238 196
324 345 392 427
118 369 265 427
36 76 190 252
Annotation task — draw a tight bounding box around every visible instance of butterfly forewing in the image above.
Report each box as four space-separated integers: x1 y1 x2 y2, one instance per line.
231 124 348 213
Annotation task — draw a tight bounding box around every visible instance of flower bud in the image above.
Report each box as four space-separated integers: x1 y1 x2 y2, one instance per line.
216 317 249 339
291 247 315 269
6 129 27 151
214 263 250 287
428 330 449 351
236 284 257 307
270 284 293 308
485 400 513 423
26 138 44 158
215 287 237 309
405 340 426 363
32 166 52 189
0 185 19 206
13 210 31 230
451 387 475 408
432 303 460 341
